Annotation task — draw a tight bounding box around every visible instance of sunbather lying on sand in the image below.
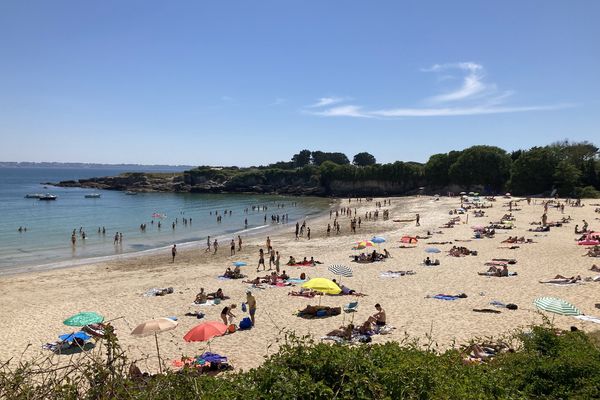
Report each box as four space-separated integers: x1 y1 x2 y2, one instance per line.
332 279 367 296
326 324 354 341
591 264 600 272
288 288 317 297
478 265 510 277
539 275 582 284
207 288 229 300
584 246 600 257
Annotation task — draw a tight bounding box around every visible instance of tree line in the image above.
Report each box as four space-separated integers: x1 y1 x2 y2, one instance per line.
266 142 599 197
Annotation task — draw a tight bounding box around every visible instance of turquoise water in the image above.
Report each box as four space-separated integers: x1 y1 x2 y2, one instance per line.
0 168 331 273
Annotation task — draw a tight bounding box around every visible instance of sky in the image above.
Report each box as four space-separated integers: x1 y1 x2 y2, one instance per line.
1 1 598 166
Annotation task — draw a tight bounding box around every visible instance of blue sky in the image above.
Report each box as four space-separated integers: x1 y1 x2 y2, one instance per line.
1 1 598 166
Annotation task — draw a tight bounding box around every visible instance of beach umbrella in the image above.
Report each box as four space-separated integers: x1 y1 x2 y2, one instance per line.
59 331 91 344
131 317 179 373
302 278 342 295
233 261 247 267
400 236 418 244
505 193 511 197
533 297 581 316
425 247 441 254
184 321 227 342
328 264 353 278
63 312 104 327
460 192 467 195
371 236 386 244
354 240 374 250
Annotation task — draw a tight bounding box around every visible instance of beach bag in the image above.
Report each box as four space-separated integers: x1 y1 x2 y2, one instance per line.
506 303 518 310
227 324 236 333
239 317 252 330
213 298 221 305
241 302 247 312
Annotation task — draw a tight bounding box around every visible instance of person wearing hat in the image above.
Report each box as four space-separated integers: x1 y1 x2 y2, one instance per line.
246 291 257 326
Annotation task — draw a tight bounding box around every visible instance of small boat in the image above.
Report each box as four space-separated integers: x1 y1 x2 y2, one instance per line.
85 193 101 198
25 193 44 199
124 191 138 195
39 194 57 201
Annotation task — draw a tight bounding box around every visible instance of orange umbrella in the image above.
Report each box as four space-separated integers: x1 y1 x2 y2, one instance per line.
183 321 227 342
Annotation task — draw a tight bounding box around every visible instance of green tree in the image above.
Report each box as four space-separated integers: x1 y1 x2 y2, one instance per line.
292 149 312 168
553 160 581 196
311 151 350 166
424 153 451 186
352 152 377 166
509 147 559 195
448 145 511 190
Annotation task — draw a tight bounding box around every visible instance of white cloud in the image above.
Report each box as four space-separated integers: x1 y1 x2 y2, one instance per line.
305 62 573 119
309 105 371 118
370 103 572 118
307 97 347 108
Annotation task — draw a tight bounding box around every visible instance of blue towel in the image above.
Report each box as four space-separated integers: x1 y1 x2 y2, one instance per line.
433 295 458 301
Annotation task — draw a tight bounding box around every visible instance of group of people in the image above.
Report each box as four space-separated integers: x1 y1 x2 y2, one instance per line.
353 249 390 263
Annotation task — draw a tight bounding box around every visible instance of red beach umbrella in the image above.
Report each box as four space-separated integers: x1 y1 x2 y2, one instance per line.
183 321 227 342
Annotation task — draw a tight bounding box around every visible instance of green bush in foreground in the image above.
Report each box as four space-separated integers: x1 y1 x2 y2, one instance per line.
1 325 599 399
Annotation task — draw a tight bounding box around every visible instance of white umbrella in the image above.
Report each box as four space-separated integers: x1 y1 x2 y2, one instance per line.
131 317 178 373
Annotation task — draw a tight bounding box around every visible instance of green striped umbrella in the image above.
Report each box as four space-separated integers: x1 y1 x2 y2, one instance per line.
533 297 581 316
63 312 104 327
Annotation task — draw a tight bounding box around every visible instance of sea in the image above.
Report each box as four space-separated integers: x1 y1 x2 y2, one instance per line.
0 168 332 275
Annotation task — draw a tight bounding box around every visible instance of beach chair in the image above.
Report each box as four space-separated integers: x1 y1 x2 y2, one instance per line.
343 301 359 313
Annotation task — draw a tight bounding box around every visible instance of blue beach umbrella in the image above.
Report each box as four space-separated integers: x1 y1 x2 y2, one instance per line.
371 236 386 244
425 247 441 254
233 262 247 267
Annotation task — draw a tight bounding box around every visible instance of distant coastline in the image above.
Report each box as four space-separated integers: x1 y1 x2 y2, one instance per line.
0 161 194 172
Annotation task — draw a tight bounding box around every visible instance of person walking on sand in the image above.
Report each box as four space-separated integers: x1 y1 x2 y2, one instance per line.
416 213 420 226
213 239 218 254
238 235 243 251
295 222 299 240
230 239 235 256
246 291 256 326
266 236 271 250
275 251 280 273
205 236 211 252
171 244 177 263
257 248 265 271
307 227 311 240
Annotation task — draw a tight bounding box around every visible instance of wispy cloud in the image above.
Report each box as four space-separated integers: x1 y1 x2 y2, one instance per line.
425 62 490 103
307 96 347 108
305 62 573 118
221 95 233 102
309 105 371 118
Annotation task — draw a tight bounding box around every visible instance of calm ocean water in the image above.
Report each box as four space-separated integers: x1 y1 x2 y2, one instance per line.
0 168 331 274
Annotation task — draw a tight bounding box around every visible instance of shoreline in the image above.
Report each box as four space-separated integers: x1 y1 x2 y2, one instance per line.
0 200 337 278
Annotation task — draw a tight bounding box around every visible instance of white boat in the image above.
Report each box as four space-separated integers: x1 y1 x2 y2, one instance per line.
25 193 44 199
39 194 57 201
85 193 101 198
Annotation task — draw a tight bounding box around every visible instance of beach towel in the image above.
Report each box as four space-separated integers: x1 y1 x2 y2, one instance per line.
574 315 600 324
431 295 459 301
286 278 307 284
380 271 416 278
490 300 506 308
191 299 218 307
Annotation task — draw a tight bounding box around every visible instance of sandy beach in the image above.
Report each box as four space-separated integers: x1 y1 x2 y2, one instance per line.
1 195 599 373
